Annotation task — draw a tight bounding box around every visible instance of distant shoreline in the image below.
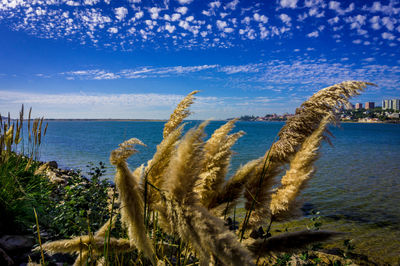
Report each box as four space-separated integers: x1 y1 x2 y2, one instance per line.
43 118 168 122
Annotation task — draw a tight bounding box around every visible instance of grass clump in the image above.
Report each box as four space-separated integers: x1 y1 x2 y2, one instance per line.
0 106 51 233
36 81 375 265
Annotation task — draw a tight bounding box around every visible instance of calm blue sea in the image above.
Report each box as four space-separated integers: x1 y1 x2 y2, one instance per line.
38 121 400 262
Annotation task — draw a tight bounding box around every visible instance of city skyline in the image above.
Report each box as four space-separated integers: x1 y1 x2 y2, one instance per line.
1 0 400 119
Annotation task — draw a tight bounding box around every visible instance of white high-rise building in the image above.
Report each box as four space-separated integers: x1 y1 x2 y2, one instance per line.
382 99 400 111
393 99 400 111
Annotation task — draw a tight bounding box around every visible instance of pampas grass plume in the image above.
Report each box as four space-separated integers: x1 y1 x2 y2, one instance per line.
110 138 155 263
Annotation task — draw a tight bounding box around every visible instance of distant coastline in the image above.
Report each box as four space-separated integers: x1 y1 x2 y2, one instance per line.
43 118 167 122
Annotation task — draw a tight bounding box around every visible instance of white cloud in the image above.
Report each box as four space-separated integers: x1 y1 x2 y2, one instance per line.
178 20 190 30
308 8 324 17
307 31 319 37
381 16 396 31
363 57 375 62
225 0 239 10
84 0 101 5
114 7 128 21
62 65 219 80
382 32 396 40
171 13 181 21
177 0 194 5
224 27 234 33
364 1 400 15
216 20 227 30
209 1 221 9
279 0 298 9
220 64 262 74
329 1 354 15
135 11 144 19
108 27 118 33
328 16 339 25
369 15 381 30
148 7 161 19
165 23 176 33
345 14 366 29
279 13 291 25
176 6 188 15
253 13 268 23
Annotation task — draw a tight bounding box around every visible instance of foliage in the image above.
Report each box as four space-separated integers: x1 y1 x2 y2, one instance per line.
0 153 53 233
46 162 113 239
0 106 51 233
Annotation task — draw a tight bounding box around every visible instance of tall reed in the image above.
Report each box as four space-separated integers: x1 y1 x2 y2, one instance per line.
38 81 375 265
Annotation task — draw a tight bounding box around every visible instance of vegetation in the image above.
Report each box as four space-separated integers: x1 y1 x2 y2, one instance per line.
0 107 112 242
31 81 376 265
0 107 50 233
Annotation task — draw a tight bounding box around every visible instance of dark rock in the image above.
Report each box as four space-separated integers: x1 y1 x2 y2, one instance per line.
48 161 58 169
0 235 34 252
0 248 13 266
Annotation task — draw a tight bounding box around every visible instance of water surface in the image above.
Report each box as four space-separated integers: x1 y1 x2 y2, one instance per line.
39 121 400 264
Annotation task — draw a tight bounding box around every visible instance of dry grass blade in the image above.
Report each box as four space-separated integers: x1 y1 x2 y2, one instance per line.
110 138 155 263
163 90 198 139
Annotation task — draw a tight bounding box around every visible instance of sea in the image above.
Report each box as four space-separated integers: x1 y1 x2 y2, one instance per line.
38 121 400 264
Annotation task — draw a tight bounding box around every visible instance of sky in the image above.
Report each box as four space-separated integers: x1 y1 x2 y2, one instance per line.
0 0 399 119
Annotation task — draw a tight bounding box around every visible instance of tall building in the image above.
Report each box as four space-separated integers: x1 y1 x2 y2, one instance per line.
382 99 400 111
365 102 375 109
383 99 392 110
355 103 363 109
393 99 400 111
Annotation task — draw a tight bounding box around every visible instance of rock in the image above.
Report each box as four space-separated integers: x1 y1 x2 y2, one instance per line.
0 235 34 252
0 247 13 266
48 161 58 169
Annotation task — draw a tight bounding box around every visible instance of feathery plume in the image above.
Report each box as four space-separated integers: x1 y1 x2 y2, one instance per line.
270 116 331 217
158 121 254 265
73 216 117 266
209 157 263 216
269 81 374 163
110 138 155 263
163 198 255 266
243 81 375 229
197 119 245 208
40 236 132 255
162 121 208 204
145 125 184 206
163 90 198 139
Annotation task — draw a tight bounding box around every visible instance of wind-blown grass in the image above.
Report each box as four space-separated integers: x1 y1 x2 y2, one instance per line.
39 81 375 265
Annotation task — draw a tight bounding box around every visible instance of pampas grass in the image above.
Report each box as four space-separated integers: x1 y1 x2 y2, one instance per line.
39 81 375 265
270 115 332 218
196 119 245 207
110 138 155 263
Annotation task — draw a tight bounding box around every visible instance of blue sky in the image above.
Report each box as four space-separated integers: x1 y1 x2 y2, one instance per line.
0 0 399 119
